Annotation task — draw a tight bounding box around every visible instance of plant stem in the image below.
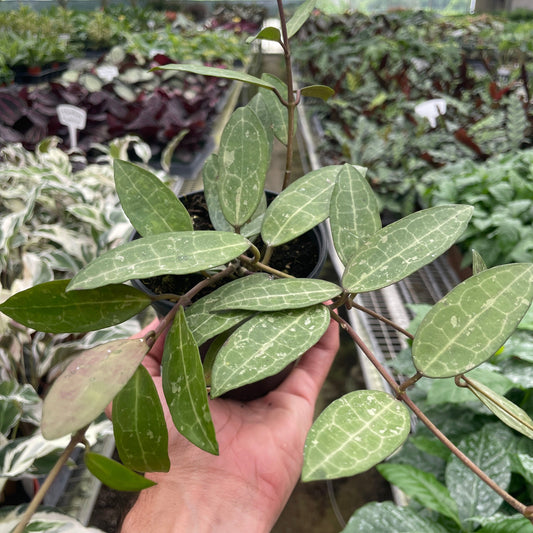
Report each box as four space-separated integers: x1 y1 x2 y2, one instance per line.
239 254 293 278
333 312 531 521
13 426 88 533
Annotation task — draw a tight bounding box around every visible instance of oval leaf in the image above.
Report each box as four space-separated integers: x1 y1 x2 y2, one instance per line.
300 85 335 101
42 339 149 439
330 164 381 265
287 0 316 38
302 390 410 481
113 365 170 473
413 263 533 377
261 165 342 247
462 375 533 439
84 451 156 491
211 304 330 398
0 280 151 333
342 205 473 293
162 308 218 454
209 276 342 312
114 160 192 236
218 106 270 227
247 26 281 43
68 231 251 290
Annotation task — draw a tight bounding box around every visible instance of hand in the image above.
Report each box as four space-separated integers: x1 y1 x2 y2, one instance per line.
121 316 339 533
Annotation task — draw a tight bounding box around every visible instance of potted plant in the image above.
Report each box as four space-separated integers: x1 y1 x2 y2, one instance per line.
2 1 533 531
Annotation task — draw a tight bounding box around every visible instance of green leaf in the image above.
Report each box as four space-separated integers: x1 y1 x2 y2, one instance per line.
211 304 330 398
153 64 277 91
413 264 533 377
302 390 410 481
462 375 533 439
477 515 533 533
300 85 335 101
84 451 156 491
247 26 281 43
218 106 270 227
68 231 251 290
0 280 151 333
113 365 170 473
209 276 342 311
446 424 512 523
472 249 488 275
162 308 218 454
258 74 289 145
330 164 381 265
114 160 193 236
0 398 20 435
287 0 316 38
376 463 461 525
341 501 449 533
342 205 473 293
161 129 189 174
261 165 342 247
42 338 149 439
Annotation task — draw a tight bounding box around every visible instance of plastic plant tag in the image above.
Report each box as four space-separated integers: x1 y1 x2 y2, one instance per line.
56 104 87 148
414 98 447 128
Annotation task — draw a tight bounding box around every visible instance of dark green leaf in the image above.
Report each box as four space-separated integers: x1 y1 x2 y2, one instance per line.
247 26 281 43
84 451 156 491
0 280 151 333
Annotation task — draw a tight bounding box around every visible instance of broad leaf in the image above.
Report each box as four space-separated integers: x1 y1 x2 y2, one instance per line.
341 501 448 533
42 339 149 439
330 164 381 265
258 74 289 145
342 205 473 293
209 276 342 311
446 424 512 523
211 304 330 398
300 85 335 101
261 165 342 247
113 365 170 473
84 451 156 491
218 106 270 227
162 308 218 454
287 0 316 38
68 231 251 290
154 64 277 90
0 280 151 333
413 263 533 377
114 160 192 236
247 26 281 43
477 515 533 533
376 463 461 525
462 375 533 439
302 390 410 481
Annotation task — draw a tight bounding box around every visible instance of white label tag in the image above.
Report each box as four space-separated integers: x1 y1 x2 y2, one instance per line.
414 99 447 128
57 105 87 148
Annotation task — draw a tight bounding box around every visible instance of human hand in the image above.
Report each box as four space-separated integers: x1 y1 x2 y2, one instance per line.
121 315 339 533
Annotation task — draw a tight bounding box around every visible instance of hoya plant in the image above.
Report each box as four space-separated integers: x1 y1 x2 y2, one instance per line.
2 1 533 531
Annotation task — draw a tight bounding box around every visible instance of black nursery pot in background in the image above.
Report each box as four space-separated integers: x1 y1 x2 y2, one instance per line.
130 190 329 400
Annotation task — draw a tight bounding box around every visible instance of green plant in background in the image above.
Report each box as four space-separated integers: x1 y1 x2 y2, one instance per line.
2 2 533 532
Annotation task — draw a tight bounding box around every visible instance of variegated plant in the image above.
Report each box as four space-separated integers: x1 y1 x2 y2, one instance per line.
3 1 533 530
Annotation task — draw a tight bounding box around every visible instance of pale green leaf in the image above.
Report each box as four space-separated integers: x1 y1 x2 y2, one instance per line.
302 390 410 481
472 249 488 275
209 275 342 311
463 375 533 439
287 0 316 38
162 308 218 454
218 106 270 227
261 165 342 247
153 64 277 90
161 130 189 174
0 280 151 333
42 339 149 439
413 264 533 377
342 205 473 293
211 304 330 397
258 74 289 145
330 164 381 265
84 451 156 491
300 85 335 101
113 365 170 473
376 463 461 524
114 159 192 236
68 231 251 290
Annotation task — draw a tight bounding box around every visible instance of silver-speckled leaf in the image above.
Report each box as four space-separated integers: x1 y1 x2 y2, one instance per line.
68 231 251 290
209 275 342 311
330 164 381 265
218 106 270 227
342 205 473 293
261 165 342 247
210 304 330 397
258 74 289 145
303 390 410 481
413 263 533 377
